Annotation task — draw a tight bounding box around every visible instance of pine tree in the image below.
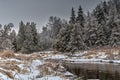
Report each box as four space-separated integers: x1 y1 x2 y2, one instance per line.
0 23 14 50
94 5 107 46
16 21 39 53
108 14 120 47
76 5 85 42
54 22 87 52
12 37 17 52
69 7 76 24
48 16 62 39
30 22 38 50
10 30 17 52
39 26 53 50
94 5 106 24
68 23 86 53
54 23 71 52
109 22 120 47
85 12 97 47
76 5 85 27
102 1 108 15
113 0 120 13
21 22 39 53
16 21 26 51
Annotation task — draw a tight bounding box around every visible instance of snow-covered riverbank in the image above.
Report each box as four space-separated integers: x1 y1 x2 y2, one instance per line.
0 50 119 80
0 51 74 80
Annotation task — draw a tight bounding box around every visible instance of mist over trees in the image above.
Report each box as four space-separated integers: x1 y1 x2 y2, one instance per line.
0 0 120 53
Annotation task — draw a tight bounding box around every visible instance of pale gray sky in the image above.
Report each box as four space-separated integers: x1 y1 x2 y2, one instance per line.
0 0 107 32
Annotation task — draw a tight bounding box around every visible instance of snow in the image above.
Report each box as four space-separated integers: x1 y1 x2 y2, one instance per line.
64 71 74 76
113 51 119 55
14 59 44 80
0 52 68 80
64 51 120 64
50 54 67 59
101 60 120 64
32 60 44 66
114 60 120 64
6 58 21 62
65 58 120 64
0 73 12 80
0 55 46 80
74 51 87 57
0 51 119 80
14 70 40 80
97 52 107 59
65 58 102 63
39 51 56 54
37 76 63 80
45 54 67 60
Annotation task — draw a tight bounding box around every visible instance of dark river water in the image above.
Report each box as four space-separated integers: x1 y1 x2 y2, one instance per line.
63 62 120 80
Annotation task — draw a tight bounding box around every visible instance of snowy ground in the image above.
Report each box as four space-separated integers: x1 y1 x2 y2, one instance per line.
0 49 119 80
0 51 74 80
64 49 120 64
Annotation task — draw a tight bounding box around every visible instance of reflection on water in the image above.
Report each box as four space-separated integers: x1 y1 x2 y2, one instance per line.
63 62 120 80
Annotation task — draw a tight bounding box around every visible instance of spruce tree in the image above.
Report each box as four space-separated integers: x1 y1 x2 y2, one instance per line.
108 15 120 47
21 22 39 53
85 12 97 47
76 5 85 42
94 5 106 24
10 30 17 52
16 21 26 51
102 1 108 15
69 7 76 24
54 23 71 52
16 21 39 53
109 23 120 47
94 5 107 46
76 5 85 27
30 22 38 50
68 23 86 53
48 16 62 39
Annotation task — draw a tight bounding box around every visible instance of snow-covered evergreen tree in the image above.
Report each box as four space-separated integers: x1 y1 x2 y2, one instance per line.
76 5 85 27
54 23 71 52
69 7 76 24
16 21 39 53
0 23 14 50
109 22 120 46
85 12 97 47
68 23 86 53
93 4 107 46
38 26 53 50
102 1 108 15
48 16 62 39
16 21 26 51
21 22 39 53
76 5 86 42
10 30 17 51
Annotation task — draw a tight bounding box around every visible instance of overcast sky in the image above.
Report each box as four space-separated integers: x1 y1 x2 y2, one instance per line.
0 0 106 32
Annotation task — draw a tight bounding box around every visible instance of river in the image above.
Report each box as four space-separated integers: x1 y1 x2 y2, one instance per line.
63 62 120 80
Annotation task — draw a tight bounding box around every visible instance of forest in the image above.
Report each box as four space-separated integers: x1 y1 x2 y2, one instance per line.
0 0 120 54
0 0 120 80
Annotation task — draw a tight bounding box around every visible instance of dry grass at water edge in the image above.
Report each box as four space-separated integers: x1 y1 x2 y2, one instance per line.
0 50 15 58
0 50 34 79
83 47 120 59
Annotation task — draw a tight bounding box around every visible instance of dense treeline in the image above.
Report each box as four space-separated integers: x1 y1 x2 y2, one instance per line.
48 0 120 52
0 0 120 53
